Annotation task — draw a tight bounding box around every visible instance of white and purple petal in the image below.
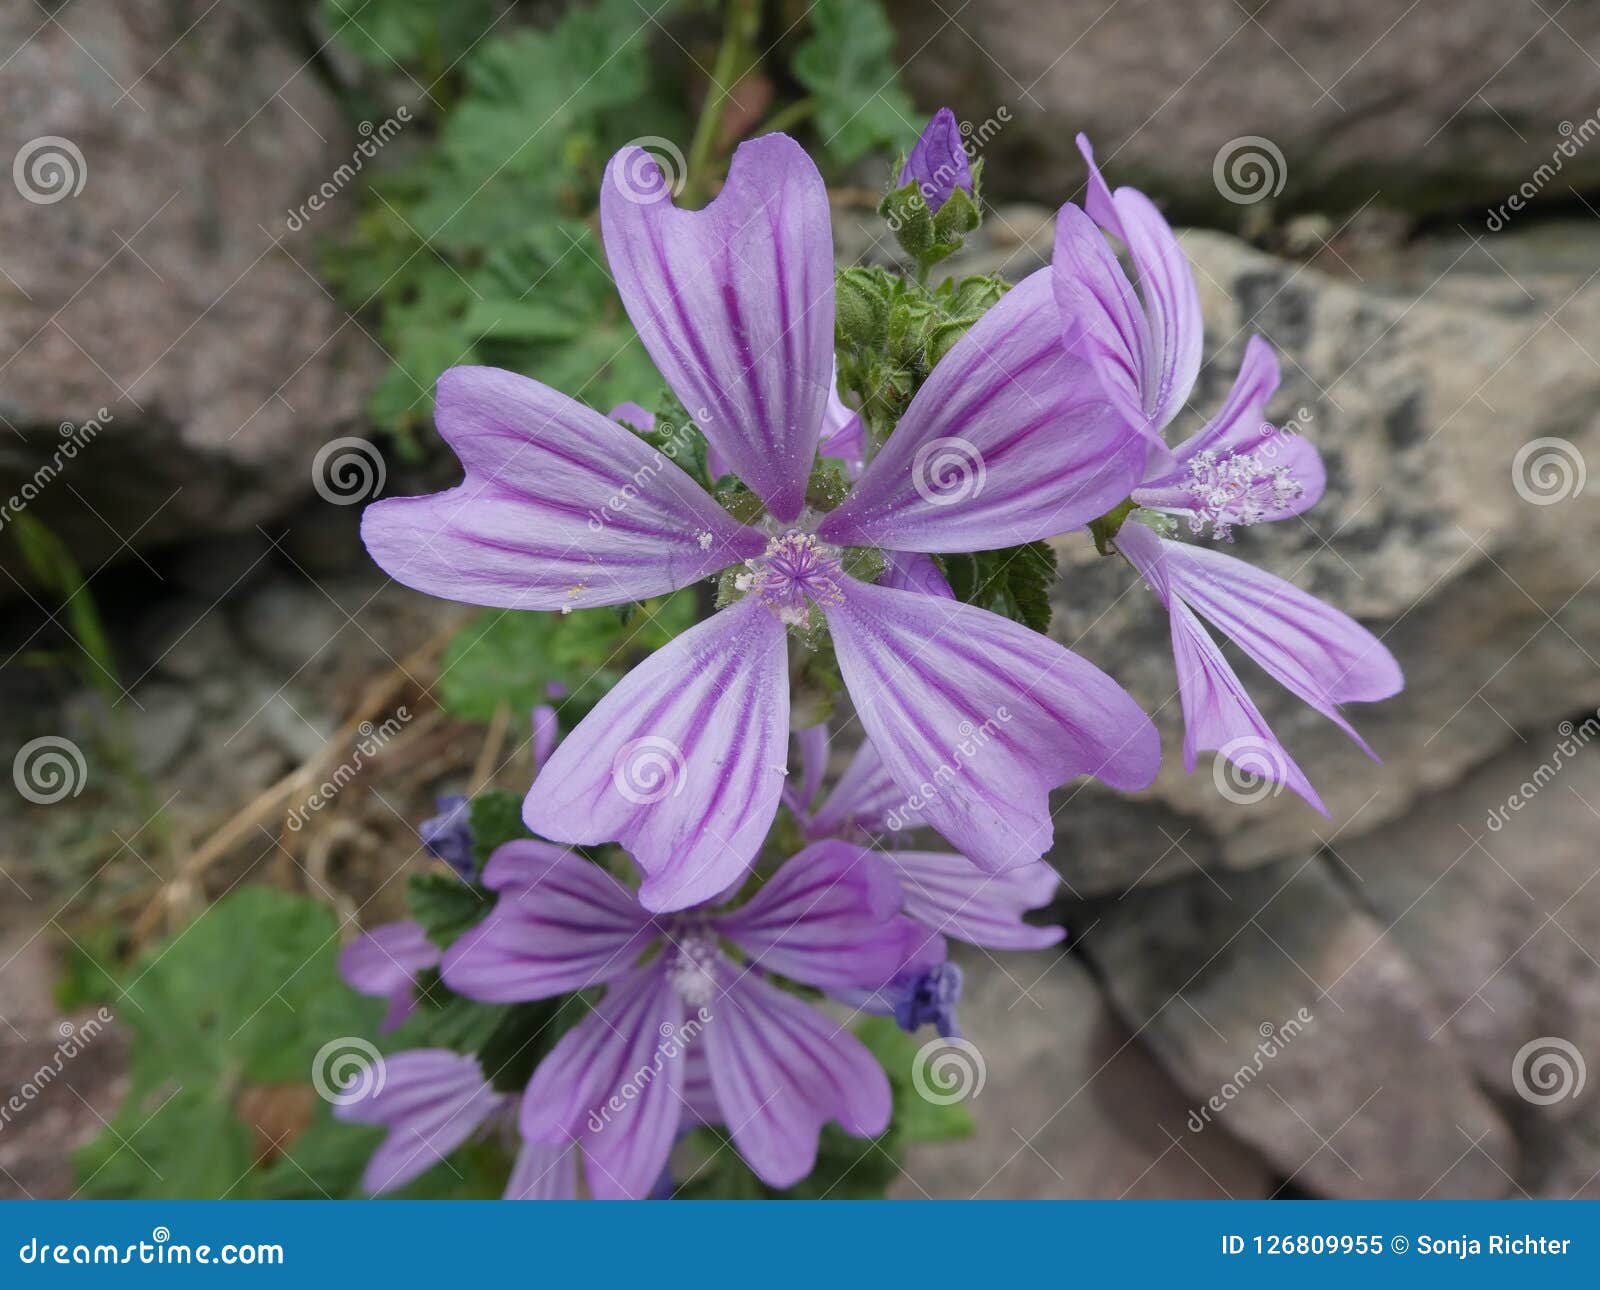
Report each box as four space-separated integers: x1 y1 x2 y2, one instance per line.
714 840 939 990
886 851 1065 950
335 1050 506 1195
823 577 1160 873
362 366 762 611
522 597 790 913
602 134 834 521
703 971 891 1190
820 270 1145 553
520 964 685 1201
441 843 652 1001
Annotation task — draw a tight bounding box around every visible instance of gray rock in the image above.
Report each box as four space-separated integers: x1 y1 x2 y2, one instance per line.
893 948 1272 1198
1042 222 1600 893
1071 858 1518 1198
1333 718 1600 1198
233 577 350 675
126 682 198 776
886 0 1600 225
0 0 381 591
134 598 237 682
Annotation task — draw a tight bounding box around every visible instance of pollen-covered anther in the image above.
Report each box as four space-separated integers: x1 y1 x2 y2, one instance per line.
666 935 720 1007
1180 449 1304 541
740 530 845 625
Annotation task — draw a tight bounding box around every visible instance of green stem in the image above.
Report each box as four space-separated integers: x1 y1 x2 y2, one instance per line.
685 0 761 203
756 96 815 138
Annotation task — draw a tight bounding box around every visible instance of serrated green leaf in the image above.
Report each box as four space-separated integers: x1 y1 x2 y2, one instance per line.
792 0 916 165
406 872 493 948
468 789 533 869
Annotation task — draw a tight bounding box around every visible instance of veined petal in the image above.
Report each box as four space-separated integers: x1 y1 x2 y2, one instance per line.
704 971 890 1189
505 1139 578 1200
339 920 439 1033
880 550 954 600
820 270 1144 553
715 840 938 990
1158 538 1402 756
782 724 830 824
1052 202 1149 442
441 843 653 1002
823 577 1159 873
361 366 762 611
1077 134 1202 433
886 851 1065 950
805 733 914 840
520 964 684 1201
1117 520 1325 812
334 1050 504 1195
522 597 790 913
602 134 834 521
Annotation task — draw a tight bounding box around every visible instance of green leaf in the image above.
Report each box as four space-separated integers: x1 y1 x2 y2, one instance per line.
321 0 505 74
437 591 697 725
792 0 916 165
75 887 380 1199
940 541 1059 634
469 789 534 869
406 872 493 949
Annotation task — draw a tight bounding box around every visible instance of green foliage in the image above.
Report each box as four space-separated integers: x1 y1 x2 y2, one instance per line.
75 888 381 1199
941 540 1060 633
406 871 492 948
438 590 696 725
321 0 505 73
792 0 916 165
675 1016 971 1198
468 788 533 870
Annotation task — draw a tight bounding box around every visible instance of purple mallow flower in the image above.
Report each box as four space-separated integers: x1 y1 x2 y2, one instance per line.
362 133 1159 912
900 107 973 212
439 835 939 1198
1053 136 1403 811
339 919 440 1033
334 1049 576 1198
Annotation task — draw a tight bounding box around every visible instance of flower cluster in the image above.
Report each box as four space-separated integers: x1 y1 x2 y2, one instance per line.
343 110 1401 1198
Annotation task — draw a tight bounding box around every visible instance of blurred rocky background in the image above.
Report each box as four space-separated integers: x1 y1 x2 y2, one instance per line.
2 0 1597 1200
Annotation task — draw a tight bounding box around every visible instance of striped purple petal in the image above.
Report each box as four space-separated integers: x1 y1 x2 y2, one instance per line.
703 970 891 1190
602 134 834 522
360 366 763 612
886 851 1066 950
823 576 1160 873
522 597 791 913
338 920 440 1033
334 1049 506 1195
505 1139 578 1200
441 843 653 1001
820 269 1144 553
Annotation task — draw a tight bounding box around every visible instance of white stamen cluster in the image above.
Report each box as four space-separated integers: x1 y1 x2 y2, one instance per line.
1182 449 1303 541
667 935 720 1007
735 530 845 626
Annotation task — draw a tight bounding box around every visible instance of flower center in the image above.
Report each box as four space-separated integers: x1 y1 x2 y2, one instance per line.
1141 448 1303 542
735 530 845 625
666 934 721 1008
